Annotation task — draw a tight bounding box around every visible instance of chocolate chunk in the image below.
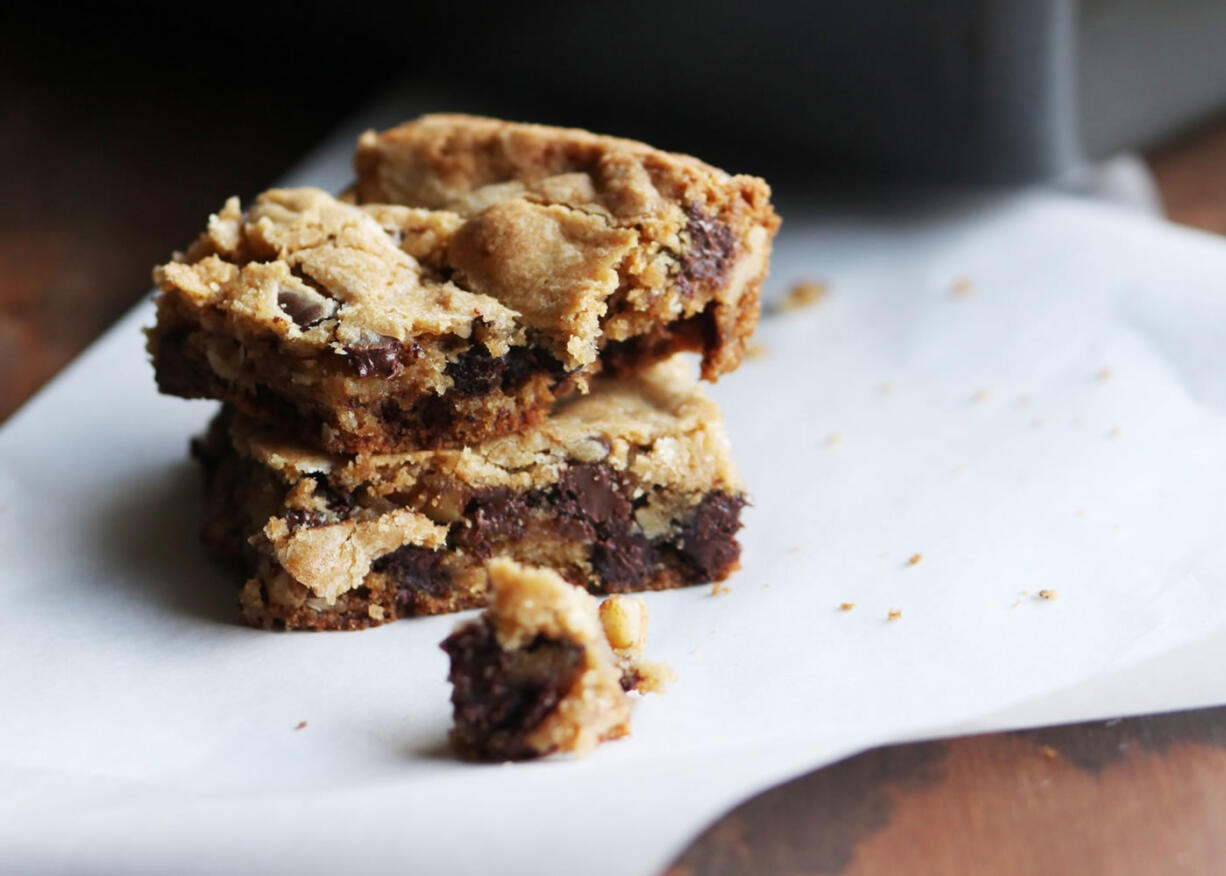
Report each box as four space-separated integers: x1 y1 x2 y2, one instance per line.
592 530 656 590
677 204 736 297
276 288 333 328
453 488 529 558
306 473 354 515
556 464 631 529
372 544 451 607
676 491 746 580
441 620 585 761
345 337 405 378
619 667 644 692
153 330 215 398
283 509 328 531
502 346 567 392
398 394 455 437
445 345 507 397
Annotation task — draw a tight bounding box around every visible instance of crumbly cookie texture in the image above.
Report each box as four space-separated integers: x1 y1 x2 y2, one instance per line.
441 559 669 761
353 114 780 381
196 359 747 631
149 187 603 453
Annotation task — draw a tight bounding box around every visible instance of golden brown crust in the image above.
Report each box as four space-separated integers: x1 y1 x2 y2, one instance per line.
353 114 780 381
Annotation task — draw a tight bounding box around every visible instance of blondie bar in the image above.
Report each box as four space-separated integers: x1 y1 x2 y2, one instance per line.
195 360 746 631
353 114 780 381
150 188 591 452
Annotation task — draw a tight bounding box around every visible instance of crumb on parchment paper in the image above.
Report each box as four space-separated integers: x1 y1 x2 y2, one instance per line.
826 432 843 447
971 388 993 404
1037 589 1058 601
887 608 902 621
838 602 855 612
744 341 769 359
1097 367 1114 383
776 280 828 312
951 277 974 298
294 721 307 730
907 553 923 566
710 582 730 597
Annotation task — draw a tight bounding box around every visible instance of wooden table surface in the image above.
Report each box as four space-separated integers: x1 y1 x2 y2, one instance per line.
6 56 1226 874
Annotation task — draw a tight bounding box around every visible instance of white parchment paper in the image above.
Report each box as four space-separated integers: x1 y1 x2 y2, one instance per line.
4 123 1226 875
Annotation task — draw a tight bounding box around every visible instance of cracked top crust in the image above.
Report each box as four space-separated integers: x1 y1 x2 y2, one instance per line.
158 188 524 369
353 114 780 379
231 358 743 497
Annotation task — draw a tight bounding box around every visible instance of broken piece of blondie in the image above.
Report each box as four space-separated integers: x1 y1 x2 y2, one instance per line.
440 558 669 760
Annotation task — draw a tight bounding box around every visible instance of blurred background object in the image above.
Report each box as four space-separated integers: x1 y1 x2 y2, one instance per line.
4 0 1226 418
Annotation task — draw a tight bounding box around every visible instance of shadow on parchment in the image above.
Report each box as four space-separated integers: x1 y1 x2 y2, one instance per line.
84 456 239 627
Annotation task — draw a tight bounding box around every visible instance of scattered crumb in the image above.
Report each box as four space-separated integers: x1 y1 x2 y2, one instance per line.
778 280 828 311
951 277 974 298
1041 744 1059 761
1075 508 1086 517
887 608 902 621
971 388 993 404
826 432 843 447
1031 417 1047 428
1016 395 1031 408
1019 590 1031 597
838 602 855 612
1107 426 1121 439
294 721 307 730
710 582 731 597
907 553 923 566
1036 589 1058 601
788 546 801 554
1011 599 1022 608
744 341 769 359
878 380 894 395
1096 367 1114 383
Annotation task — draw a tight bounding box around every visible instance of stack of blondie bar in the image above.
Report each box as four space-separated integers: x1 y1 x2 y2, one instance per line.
148 114 779 631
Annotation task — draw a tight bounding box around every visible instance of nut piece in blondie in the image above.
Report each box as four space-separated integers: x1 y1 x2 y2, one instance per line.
353 114 780 381
599 596 675 694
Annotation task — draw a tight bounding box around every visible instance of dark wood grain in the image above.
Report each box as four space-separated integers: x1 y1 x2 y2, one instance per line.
7 47 1226 875
667 708 1226 875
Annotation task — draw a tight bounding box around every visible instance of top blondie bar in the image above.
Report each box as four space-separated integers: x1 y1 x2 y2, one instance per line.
149 115 778 453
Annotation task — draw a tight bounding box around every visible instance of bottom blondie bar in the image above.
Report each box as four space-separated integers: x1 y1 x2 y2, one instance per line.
196 359 747 630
